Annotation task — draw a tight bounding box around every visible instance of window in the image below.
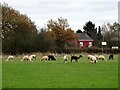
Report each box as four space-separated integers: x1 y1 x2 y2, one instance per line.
80 42 83 47
88 42 92 47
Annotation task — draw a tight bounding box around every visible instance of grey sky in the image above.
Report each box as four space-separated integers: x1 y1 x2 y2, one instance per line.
1 0 119 31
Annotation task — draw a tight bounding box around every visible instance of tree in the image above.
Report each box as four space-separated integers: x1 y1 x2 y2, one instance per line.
109 22 120 38
101 22 120 48
76 29 83 33
2 3 37 54
108 22 120 47
83 21 97 38
97 26 103 47
47 17 78 52
83 21 97 46
101 23 109 35
35 31 54 52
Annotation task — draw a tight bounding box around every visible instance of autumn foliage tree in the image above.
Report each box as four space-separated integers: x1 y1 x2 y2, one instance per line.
2 3 37 54
47 17 78 52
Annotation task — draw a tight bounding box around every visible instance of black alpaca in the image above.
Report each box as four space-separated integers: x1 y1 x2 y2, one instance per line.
71 55 82 62
48 55 56 60
109 54 114 60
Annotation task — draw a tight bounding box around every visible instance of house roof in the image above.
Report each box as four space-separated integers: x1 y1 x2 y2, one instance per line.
76 33 94 41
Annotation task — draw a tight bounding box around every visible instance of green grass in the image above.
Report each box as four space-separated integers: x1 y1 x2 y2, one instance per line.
2 54 118 88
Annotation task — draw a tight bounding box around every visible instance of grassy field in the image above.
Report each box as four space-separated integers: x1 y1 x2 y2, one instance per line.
2 54 118 88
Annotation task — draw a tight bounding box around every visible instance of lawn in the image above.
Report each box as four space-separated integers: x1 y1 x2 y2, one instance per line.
2 54 118 88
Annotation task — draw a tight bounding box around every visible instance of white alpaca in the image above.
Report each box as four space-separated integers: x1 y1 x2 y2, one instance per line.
87 55 93 60
6 55 14 61
87 55 98 63
63 55 68 63
29 55 36 60
41 56 49 61
98 55 107 61
21 55 32 62
90 56 98 64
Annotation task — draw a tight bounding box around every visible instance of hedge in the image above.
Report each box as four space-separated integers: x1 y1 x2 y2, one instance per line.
63 47 120 54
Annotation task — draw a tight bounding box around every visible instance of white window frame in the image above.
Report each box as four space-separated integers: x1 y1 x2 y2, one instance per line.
80 42 83 47
88 42 92 47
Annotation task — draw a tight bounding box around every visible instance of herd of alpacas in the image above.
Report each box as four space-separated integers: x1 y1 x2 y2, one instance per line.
5 53 114 64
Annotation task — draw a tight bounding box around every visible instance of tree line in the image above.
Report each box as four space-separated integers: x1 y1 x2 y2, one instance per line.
1 3 120 54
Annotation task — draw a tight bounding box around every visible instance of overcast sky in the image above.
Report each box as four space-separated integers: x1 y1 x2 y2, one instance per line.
1 0 119 31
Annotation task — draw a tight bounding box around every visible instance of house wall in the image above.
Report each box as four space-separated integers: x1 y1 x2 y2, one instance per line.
77 40 94 48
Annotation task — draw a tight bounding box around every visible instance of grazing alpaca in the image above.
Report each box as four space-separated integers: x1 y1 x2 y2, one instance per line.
109 54 114 60
71 55 82 62
88 55 93 60
21 55 32 62
63 55 68 63
6 55 14 61
87 55 98 63
98 55 107 61
48 55 56 60
29 55 36 60
41 56 49 61
90 56 98 64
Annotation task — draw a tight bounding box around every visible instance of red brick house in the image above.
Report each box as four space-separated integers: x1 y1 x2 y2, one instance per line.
77 33 94 48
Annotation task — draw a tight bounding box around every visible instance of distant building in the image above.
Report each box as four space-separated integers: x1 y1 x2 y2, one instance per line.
76 33 94 48
66 33 94 48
